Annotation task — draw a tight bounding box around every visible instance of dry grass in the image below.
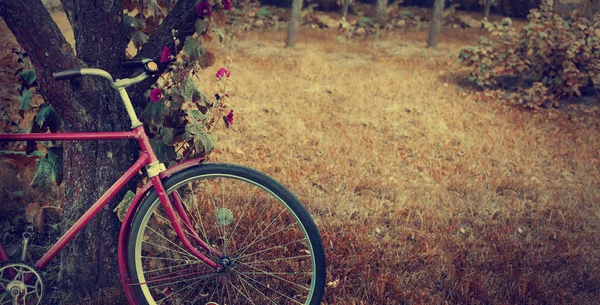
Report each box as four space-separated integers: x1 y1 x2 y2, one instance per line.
203 26 600 304
2 11 600 304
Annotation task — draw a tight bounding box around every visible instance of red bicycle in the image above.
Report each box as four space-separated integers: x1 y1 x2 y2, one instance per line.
0 59 326 305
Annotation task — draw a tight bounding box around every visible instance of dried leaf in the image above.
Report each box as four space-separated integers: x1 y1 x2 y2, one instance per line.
25 202 44 232
199 51 216 70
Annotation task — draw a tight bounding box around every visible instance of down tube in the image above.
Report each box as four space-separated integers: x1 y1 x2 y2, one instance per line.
34 153 150 270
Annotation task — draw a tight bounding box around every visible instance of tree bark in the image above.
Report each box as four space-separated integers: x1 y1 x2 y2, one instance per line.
375 0 387 24
483 0 492 18
427 0 444 48
0 0 199 302
286 0 303 48
341 0 350 18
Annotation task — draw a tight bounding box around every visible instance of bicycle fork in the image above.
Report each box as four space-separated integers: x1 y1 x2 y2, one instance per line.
150 176 224 272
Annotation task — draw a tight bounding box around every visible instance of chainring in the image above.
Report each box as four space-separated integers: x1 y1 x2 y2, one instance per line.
0 263 43 305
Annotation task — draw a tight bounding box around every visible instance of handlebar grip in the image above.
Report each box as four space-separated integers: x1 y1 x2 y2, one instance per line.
53 70 82 81
121 59 145 68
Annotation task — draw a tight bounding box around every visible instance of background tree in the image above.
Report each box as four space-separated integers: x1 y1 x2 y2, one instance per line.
341 0 351 18
0 0 214 301
483 0 493 17
286 0 303 48
428 0 445 48
375 0 387 24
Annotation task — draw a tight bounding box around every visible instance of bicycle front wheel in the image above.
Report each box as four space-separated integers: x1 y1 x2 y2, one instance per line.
127 163 326 305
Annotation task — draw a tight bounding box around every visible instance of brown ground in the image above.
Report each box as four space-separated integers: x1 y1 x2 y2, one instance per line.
2 8 600 305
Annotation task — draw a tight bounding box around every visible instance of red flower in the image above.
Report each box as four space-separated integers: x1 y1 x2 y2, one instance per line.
195 2 211 18
216 67 230 80
225 110 234 125
222 0 232 10
150 88 163 102
160 46 172 63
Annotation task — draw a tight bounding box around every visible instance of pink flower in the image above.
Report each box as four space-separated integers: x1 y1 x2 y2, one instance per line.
150 88 163 102
222 0 232 10
160 46 172 63
225 110 234 125
216 67 230 80
195 2 211 18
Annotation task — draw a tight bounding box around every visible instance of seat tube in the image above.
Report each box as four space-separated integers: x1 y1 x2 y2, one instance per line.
118 88 143 129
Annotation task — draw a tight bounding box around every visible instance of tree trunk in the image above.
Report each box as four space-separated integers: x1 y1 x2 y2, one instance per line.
286 0 303 48
375 0 387 24
483 0 492 18
427 0 444 48
0 0 199 302
341 0 350 18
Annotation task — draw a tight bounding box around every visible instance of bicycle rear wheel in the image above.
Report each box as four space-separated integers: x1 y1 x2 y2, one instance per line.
127 163 326 305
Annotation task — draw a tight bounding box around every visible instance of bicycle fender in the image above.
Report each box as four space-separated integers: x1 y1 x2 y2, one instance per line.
117 158 204 305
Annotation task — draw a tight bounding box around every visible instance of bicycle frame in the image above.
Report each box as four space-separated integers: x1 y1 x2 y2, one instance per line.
0 127 221 267
0 65 224 304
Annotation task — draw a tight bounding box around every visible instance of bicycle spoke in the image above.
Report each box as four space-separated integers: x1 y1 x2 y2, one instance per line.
189 276 211 305
221 178 228 255
143 260 205 275
155 274 208 305
226 275 257 305
236 261 310 291
142 238 194 260
235 198 272 253
235 208 289 258
146 226 195 259
242 254 311 266
237 238 307 261
188 186 211 247
207 179 226 247
141 255 197 263
235 270 306 305
233 271 282 305
147 273 213 290
226 186 258 251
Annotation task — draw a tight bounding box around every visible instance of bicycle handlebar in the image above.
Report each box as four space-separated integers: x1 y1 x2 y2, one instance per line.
53 63 154 89
53 70 82 81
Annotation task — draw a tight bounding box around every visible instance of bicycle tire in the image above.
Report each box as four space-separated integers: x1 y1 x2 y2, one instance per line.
127 163 326 305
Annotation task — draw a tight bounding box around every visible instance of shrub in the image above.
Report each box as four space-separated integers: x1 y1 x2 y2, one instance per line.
459 4 600 108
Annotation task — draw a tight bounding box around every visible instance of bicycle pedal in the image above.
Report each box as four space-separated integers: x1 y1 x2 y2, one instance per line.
20 226 34 262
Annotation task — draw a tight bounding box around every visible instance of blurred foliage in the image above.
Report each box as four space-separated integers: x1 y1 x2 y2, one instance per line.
459 4 600 108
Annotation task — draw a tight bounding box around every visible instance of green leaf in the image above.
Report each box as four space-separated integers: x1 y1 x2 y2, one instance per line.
30 147 63 190
18 89 33 110
20 69 37 85
195 19 207 34
132 31 149 48
149 138 177 164
168 91 184 110
181 79 208 105
147 0 162 17
213 27 226 43
183 36 205 60
123 15 144 33
257 7 271 19
358 17 372 27
187 109 206 122
160 127 175 145
184 122 215 154
0 150 45 157
35 103 61 132
197 133 215 154
113 190 135 222
141 100 168 126
11 190 25 198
